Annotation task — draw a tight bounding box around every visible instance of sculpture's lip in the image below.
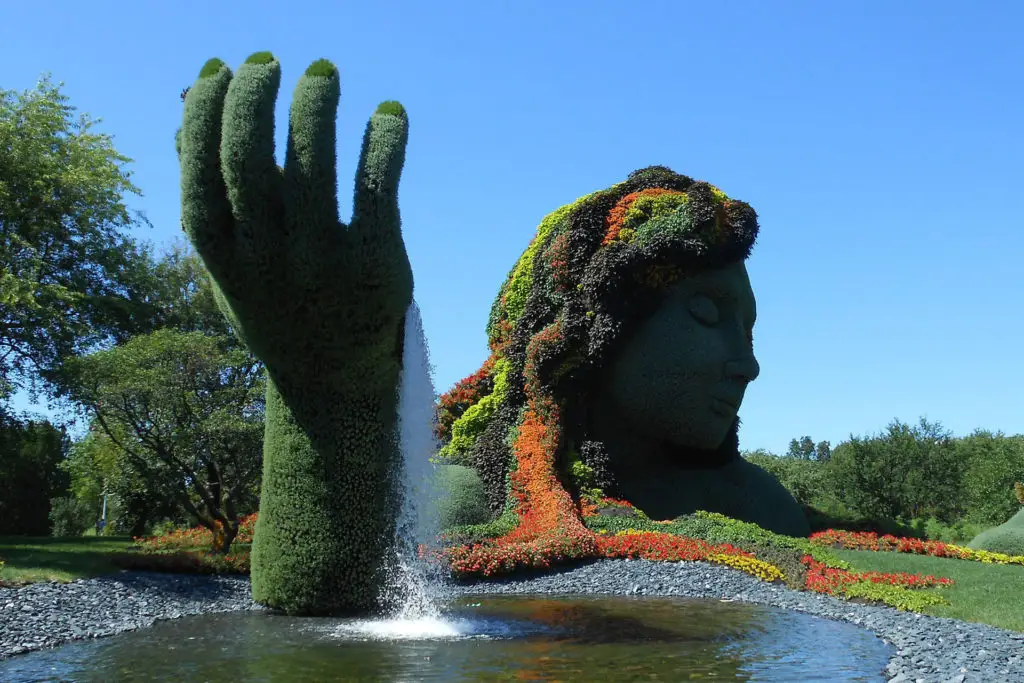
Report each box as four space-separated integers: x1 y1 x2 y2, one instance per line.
712 397 737 413
709 394 742 415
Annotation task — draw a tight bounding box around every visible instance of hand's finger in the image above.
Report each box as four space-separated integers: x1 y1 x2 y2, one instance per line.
283 59 342 284
179 58 234 283
220 51 284 264
350 102 410 285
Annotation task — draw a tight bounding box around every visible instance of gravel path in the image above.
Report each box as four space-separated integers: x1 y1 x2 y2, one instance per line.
1 561 1022 682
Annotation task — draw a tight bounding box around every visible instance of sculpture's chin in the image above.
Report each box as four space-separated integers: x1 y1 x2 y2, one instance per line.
665 416 740 469
673 416 734 451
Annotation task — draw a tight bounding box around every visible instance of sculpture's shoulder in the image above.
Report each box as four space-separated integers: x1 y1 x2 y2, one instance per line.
713 457 811 537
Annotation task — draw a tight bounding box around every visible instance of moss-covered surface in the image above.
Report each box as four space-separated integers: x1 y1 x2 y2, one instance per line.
177 54 412 615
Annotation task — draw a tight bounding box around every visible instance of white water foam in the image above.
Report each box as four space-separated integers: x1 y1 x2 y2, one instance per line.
325 614 532 642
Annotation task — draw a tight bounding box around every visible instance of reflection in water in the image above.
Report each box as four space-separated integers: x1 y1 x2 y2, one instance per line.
0 595 892 682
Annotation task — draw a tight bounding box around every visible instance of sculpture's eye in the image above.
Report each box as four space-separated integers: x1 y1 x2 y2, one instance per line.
689 294 720 326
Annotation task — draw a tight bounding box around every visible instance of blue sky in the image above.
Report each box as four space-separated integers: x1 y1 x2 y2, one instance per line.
4 0 1022 454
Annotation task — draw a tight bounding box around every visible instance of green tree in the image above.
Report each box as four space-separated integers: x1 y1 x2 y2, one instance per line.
957 430 1024 526
743 448 828 507
0 414 71 535
0 75 154 405
57 240 259 536
816 440 832 462
786 436 816 460
126 238 236 341
785 436 831 462
60 330 264 552
826 418 965 523
61 423 181 536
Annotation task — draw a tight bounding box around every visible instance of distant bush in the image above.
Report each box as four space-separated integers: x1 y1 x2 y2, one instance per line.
434 464 491 528
968 510 1024 557
48 497 94 537
906 516 984 544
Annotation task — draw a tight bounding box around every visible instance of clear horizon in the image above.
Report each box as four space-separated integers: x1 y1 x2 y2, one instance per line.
4 0 1022 454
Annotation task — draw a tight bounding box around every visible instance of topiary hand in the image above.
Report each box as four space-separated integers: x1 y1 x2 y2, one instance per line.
177 52 412 382
176 52 413 615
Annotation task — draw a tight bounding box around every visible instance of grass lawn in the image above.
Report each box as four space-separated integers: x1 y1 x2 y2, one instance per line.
835 549 1024 633
0 536 136 586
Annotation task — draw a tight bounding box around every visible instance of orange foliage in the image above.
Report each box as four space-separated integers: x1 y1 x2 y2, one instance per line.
602 187 677 245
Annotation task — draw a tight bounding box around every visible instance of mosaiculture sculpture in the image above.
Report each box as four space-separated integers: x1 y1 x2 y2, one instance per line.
177 51 810 615
435 165 810 543
177 53 413 615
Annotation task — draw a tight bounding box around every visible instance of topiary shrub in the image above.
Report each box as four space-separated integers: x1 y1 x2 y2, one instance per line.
967 509 1024 556
178 53 413 615
434 464 491 528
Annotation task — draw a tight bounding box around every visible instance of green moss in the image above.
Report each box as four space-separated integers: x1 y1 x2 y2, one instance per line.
375 101 406 118
742 542 808 590
244 51 275 65
304 59 337 78
691 511 836 565
198 58 227 79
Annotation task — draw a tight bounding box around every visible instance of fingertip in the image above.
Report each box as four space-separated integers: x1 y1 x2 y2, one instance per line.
304 59 338 79
374 100 407 120
198 58 228 79
244 51 276 66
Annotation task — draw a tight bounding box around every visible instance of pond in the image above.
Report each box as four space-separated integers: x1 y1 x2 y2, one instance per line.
0 595 892 682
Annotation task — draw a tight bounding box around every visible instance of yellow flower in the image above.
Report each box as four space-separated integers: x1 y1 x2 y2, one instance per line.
708 553 786 583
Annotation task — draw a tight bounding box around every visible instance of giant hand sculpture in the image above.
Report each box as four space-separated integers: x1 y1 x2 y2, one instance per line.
177 53 412 615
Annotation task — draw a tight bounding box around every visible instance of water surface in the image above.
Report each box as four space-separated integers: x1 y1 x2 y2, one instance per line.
0 594 892 682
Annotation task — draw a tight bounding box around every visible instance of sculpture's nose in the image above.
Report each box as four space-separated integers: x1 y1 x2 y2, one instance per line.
725 353 760 383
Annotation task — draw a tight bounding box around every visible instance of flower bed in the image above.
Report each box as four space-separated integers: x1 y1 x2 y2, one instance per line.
132 514 256 553
129 508 962 613
809 529 1024 566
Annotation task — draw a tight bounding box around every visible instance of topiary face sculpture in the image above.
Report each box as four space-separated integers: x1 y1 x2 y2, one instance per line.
437 166 809 543
594 260 759 452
